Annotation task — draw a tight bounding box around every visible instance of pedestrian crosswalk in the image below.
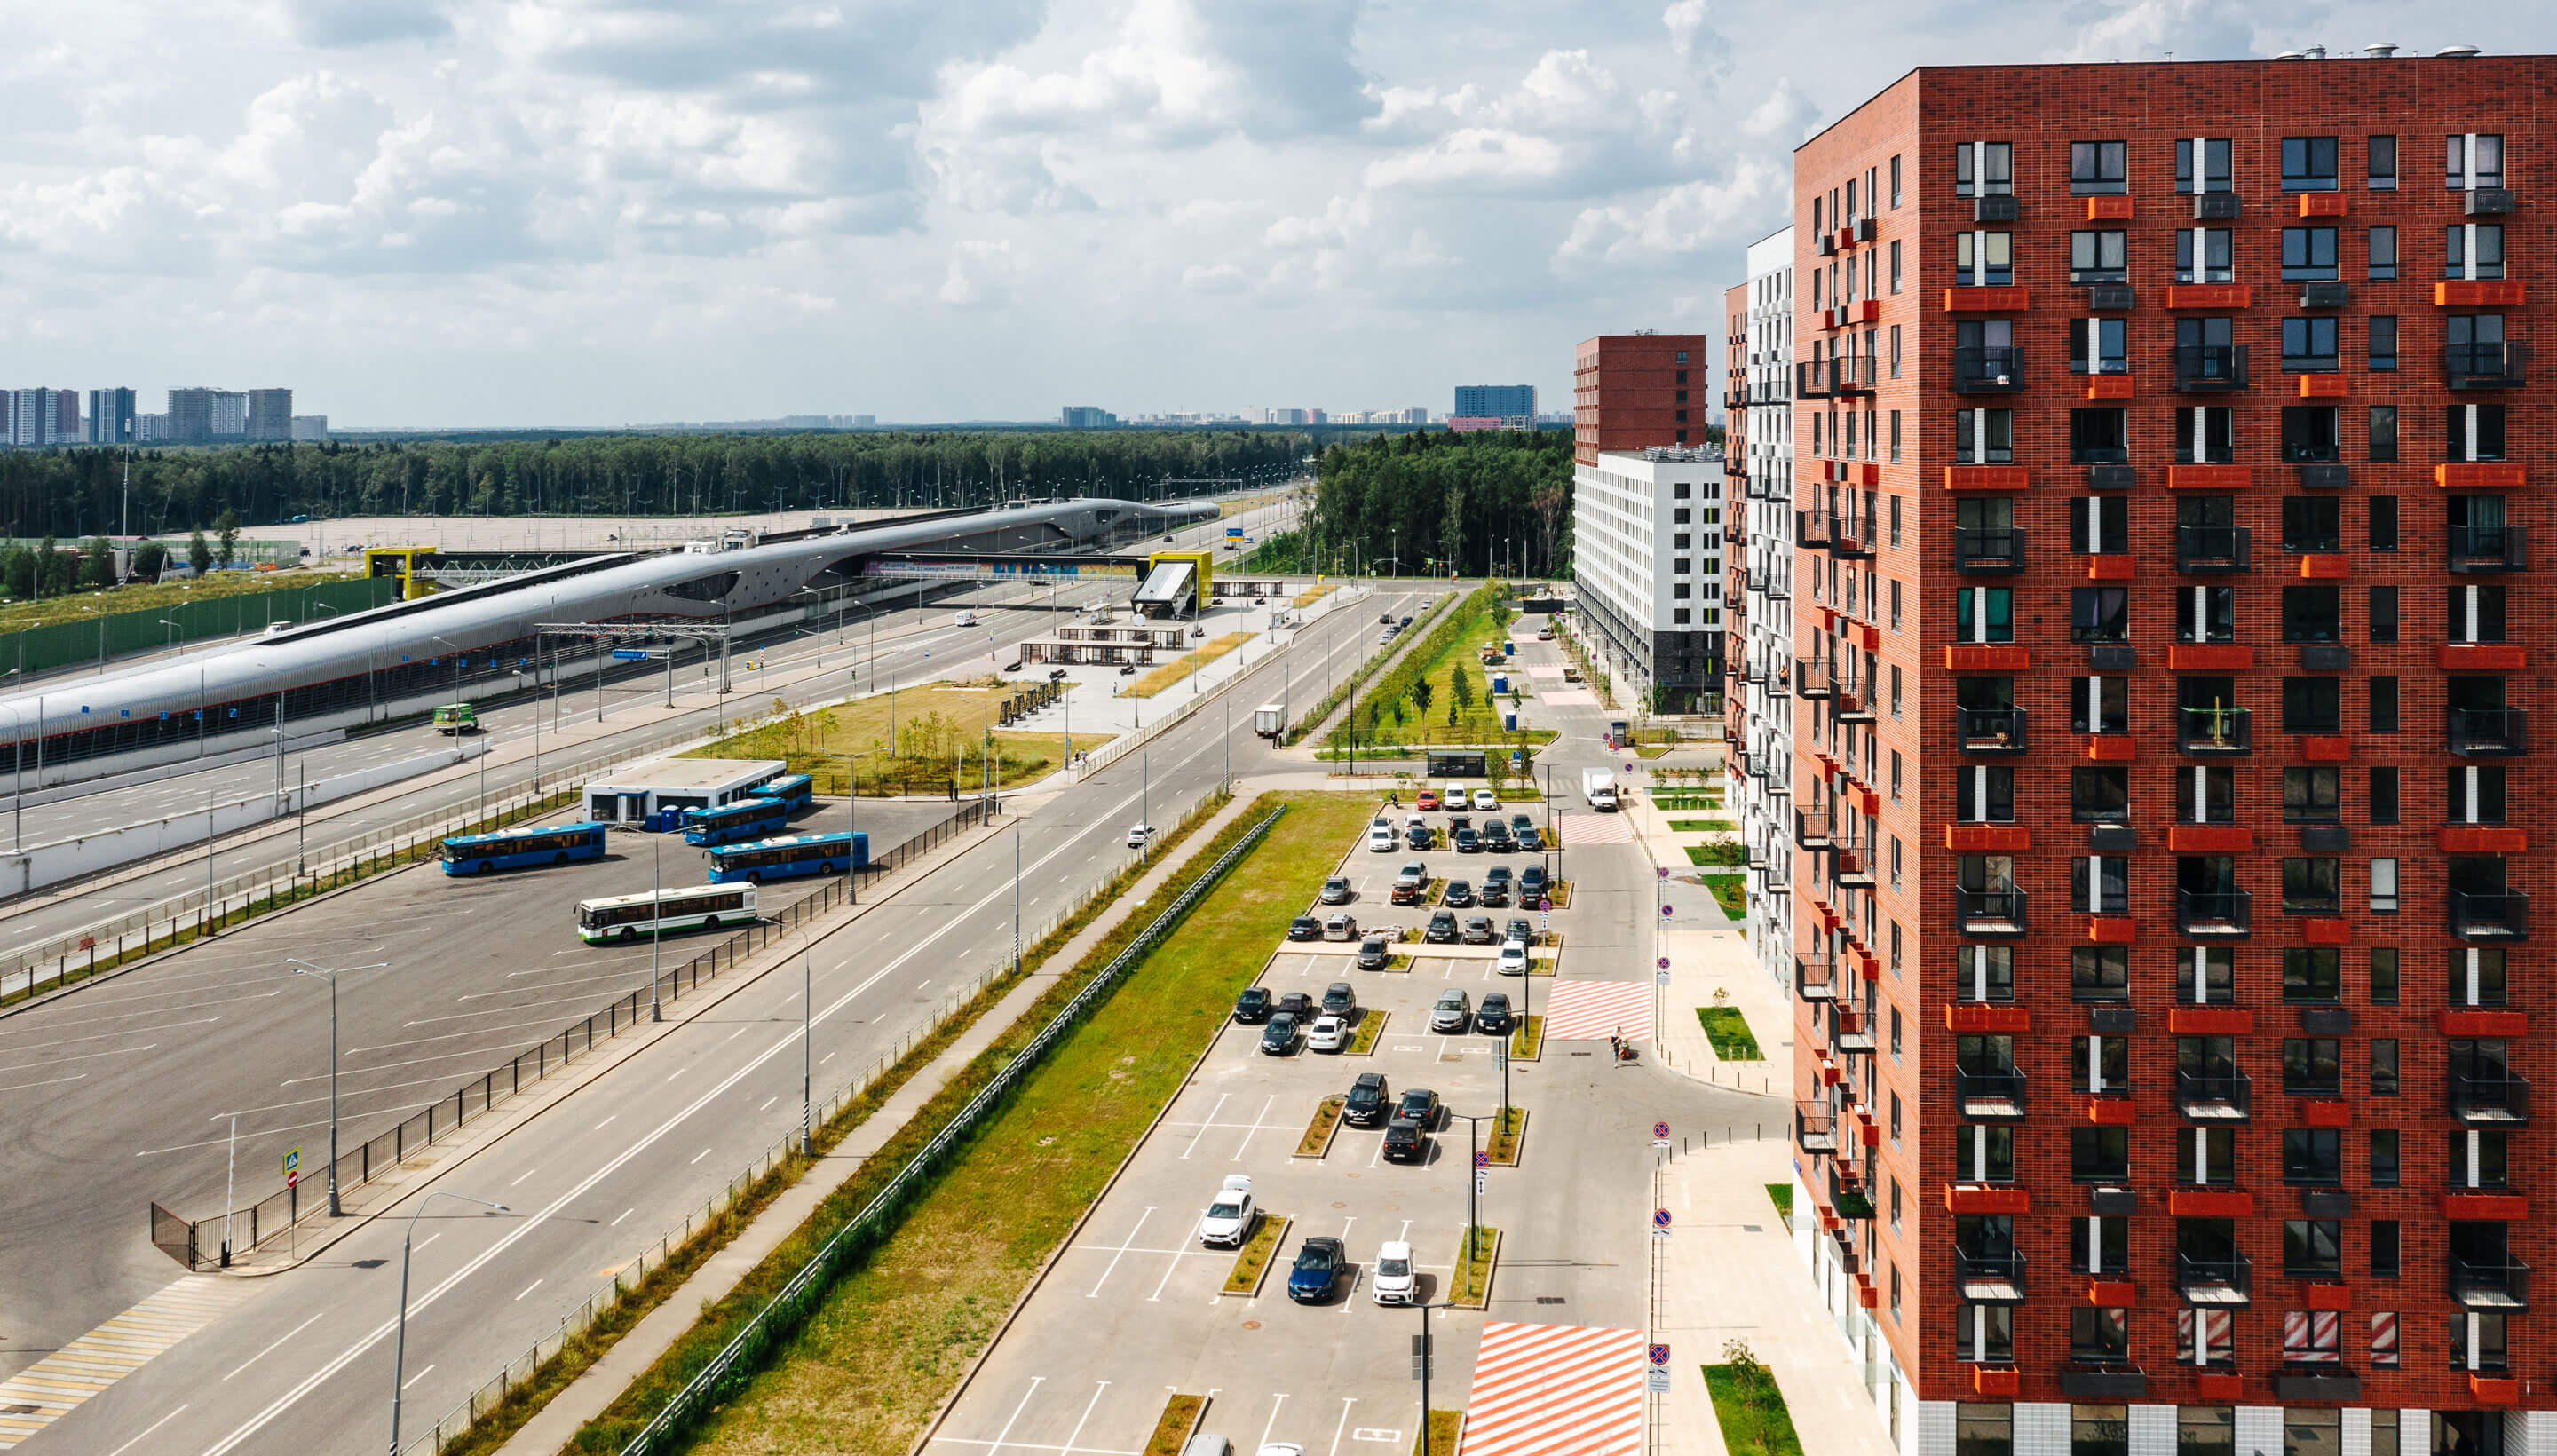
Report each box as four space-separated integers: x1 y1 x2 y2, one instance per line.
1541 981 1655 1043
1461 1319 1645 1456
0 1278 258 1448
1557 811 1631 845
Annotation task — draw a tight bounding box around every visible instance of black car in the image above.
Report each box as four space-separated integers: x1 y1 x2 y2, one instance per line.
1504 917 1534 946
1448 814 1473 835
1381 1117 1428 1162
1424 911 1459 944
1321 981 1359 1017
1275 991 1313 1020
1400 615 1413 628
1356 936 1390 971
1480 867 1512 906
1343 1072 1390 1126
1444 880 1475 907
1396 1087 1440 1128
1516 826 1543 852
1518 866 1548 899
1260 1013 1301 1055
1476 993 1514 1035
1481 820 1514 852
1453 827 1482 854
1407 825 1437 851
1286 916 1323 942
1380 613 1396 625
1232 986 1272 1024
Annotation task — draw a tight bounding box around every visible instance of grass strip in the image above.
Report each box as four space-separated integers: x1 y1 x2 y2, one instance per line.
1223 1214 1291 1295
1295 1098 1344 1158
1667 819 1738 833
629 793 1373 1456
1484 1106 1526 1165
1696 1007 1763 1060
1703 1357 1806 1456
1411 1411 1464 1456
1508 1016 1543 1062
1282 591 1453 747
1448 1226 1499 1308
1144 1395 1207 1456
1701 874 1746 919
1120 632 1251 698
1346 1011 1388 1053
1765 1183 1793 1224
685 682 1110 795
1328 583 1514 750
1685 842 1745 867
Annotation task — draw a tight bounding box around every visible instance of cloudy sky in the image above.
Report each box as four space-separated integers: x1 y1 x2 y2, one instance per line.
3 0 2547 427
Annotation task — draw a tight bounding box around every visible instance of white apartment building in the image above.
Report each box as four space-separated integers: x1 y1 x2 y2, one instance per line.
1732 226 1795 993
1569 445 1724 716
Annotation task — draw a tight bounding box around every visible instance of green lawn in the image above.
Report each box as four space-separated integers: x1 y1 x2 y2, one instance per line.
1703 1360 1804 1456
1764 1183 1793 1224
1667 819 1738 833
1651 794 1725 811
1684 842 1746 867
1696 1006 1762 1060
1701 874 1747 919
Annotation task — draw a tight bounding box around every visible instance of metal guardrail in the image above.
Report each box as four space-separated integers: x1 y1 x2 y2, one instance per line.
612 803 1287 1456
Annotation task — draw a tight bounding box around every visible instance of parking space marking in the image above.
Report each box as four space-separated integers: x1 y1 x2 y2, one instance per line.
1081 1208 1156 1297
1058 1381 1110 1456
982 1375 1044 1456
1256 1395 1292 1456
1229 1095 1280 1160
1327 1398 1360 1456
1176 1094 1231 1159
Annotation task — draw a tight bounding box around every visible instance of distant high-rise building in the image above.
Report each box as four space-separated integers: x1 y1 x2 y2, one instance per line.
9 389 51 447
165 389 215 444
851 415 875 427
1452 384 1537 421
1571 334 1707 465
135 414 169 443
289 415 329 441
211 391 248 439
51 390 76 443
246 389 292 441
1060 406 1119 429
87 388 136 444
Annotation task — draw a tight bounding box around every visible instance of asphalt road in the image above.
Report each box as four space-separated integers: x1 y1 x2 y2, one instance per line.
13 578 1449 1456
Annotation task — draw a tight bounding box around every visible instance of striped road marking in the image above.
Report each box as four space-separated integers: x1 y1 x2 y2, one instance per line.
1556 812 1630 845
1540 982 1655 1043
0 1278 259 1448
1461 1320 1645 1456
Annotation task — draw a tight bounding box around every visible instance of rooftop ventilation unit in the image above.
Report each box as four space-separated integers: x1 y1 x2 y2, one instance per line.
2438 44 2482 58
2365 43 2398 57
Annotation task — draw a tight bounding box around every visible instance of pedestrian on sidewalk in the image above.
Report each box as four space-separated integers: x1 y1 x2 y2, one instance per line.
1610 1031 1623 1064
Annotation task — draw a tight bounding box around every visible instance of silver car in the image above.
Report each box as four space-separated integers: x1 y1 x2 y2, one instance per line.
1429 987 1471 1033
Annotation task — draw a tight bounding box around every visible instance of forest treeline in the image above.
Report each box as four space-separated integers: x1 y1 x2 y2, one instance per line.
1298 429 1575 580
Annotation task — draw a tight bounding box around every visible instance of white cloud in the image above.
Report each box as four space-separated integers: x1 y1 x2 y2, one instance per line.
938 239 1017 307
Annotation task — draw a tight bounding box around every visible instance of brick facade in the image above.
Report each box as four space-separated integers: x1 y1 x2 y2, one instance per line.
1573 333 1710 465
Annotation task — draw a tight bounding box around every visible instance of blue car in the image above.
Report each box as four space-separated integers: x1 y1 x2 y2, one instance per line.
1287 1236 1345 1302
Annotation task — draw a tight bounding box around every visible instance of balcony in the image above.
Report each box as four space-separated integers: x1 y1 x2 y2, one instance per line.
1956 705 2027 754
1828 1161 1876 1220
2445 341 2529 389
2176 706 2252 755
1828 514 1877 559
1793 360 1834 400
1951 346 2026 392
2450 524 2529 572
2450 889 2530 943
1793 510 1831 550
2175 1069 2252 1120
1954 888 2028 937
2449 707 2529 756
1794 1100 1837 1155
1795 953 1836 1001
2176 888 2252 938
1794 661 1829 700
1831 1005 1877 1052
2177 1252 2253 1307
2173 525 2252 573
2060 1364 2148 1401
1953 527 2025 573
1973 194 2019 223
1956 1066 2027 1120
1833 850 1877 891
1833 680 1877 724
2173 344 2250 391
2450 1257 2532 1311
1954 1246 2027 1303
2465 186 2518 215
1794 807 1832 852
2450 1072 2532 1128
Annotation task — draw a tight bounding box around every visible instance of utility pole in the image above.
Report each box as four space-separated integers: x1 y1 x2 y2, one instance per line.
650 836 664 1021
287 958 385 1218
802 953 813 1156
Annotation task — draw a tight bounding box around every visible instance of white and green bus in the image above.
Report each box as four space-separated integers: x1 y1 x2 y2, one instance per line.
574 884 759 945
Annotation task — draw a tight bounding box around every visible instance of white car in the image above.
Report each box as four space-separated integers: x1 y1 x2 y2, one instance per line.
1128 822 1153 850
1367 823 1396 852
1306 1014 1349 1052
1199 1175 1255 1246
955 610 979 627
1496 939 1529 977
1472 788 1499 812
1371 1239 1417 1304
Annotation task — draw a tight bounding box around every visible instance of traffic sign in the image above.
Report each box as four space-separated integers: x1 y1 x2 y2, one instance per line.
1538 898 1552 912
611 648 653 661
281 1146 300 1176
1650 1342 1671 1366
1657 866 1669 879
1646 1368 1672 1393
1475 1151 1490 1168
1474 1172 1488 1197
1660 904 1674 918
286 1170 298 1191
1653 1207 1673 1230
1653 1121 1670 1139
1657 957 1671 969
1656 968 1672 985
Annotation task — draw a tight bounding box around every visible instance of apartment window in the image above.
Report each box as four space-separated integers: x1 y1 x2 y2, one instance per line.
2284 767 2341 822
2282 316 2339 372
2371 1128 2400 1184
1888 154 1901 208
2070 140 2127 194
2176 138 2233 193
2451 948 2509 1008
2369 768 2400 826
2366 226 2398 281
2282 586 2340 643
1888 240 1902 294
2367 133 2398 189
1888 324 1902 378
2364 585 2397 644
2283 677 2340 732
2280 407 2339 463
2070 408 2128 464
2070 1126 2128 1182
2072 946 2129 1002
1956 944 2013 1002
2371 857 2399 914
2070 587 2127 644
1952 408 2013 464
2370 945 2400 1001
1888 580 1902 631
2175 228 2233 283
1956 765 2015 823
2371 1038 2399 1095
1954 231 2012 286
2446 225 2506 280
2072 768 2130 824
2069 230 2127 283
2448 132 2506 189
2068 318 2128 373
1953 142 2012 197
1888 411 1903 464
1890 750 1902 803
2176 408 2235 463
2076 676 2127 734
2282 136 2339 191
2177 946 2234 1003
2367 405 2397 462
2283 1128 2342 1183
1890 664 1903 717
2367 314 2397 371
2284 1218 2344 1277
2281 226 2339 281
2369 675 2397 733
2176 585 2232 643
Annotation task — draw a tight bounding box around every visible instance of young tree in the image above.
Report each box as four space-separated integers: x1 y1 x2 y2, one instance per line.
1410 677 1433 716
1450 663 1474 711
0 547 29 599
214 509 241 569
188 530 212 576
132 542 169 581
83 537 117 589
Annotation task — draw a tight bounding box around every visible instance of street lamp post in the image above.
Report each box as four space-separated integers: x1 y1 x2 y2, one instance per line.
650 836 664 1021
287 958 388 1217
389 1191 509 1456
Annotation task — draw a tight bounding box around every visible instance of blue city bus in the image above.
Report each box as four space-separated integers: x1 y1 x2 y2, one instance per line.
759 772 816 816
681 797 791 846
705 831 868 884
441 822 609 875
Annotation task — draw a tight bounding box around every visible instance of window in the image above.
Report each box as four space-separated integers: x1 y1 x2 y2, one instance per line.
2284 1317 2345 1372
1954 231 2012 286
2070 140 2126 194
2282 136 2339 191
2367 133 2398 190
2070 1126 2128 1182
1890 750 1903 802
2371 1128 2400 1185
2280 226 2339 281
2367 404 2397 462
2371 1038 2399 1095
2072 768 2130 824
2176 138 2233 193
2176 407 2234 463
2281 586 2340 643
2284 1038 2342 1095
2070 587 2128 643
1889 324 1902 378
2452 947 2509 1007
2369 586 2397 644
2069 318 2128 375
1889 577 1902 628
2284 947 2341 1003
1956 765 2015 823
2283 495 2340 551
1952 408 2012 464
2177 946 2234 1003
2178 1407 2236 1456
2369 769 2400 826
2176 764 2235 823
2072 946 2128 1002
1954 1405 2011 1456
2070 230 2127 283
2367 226 2397 281
2281 316 2338 372
1956 944 2013 1002
2070 408 2128 463
1888 154 1902 209
2284 1218 2343 1277
2452 402 2511 463
2448 132 2506 189
2070 1305 2129 1359
2175 586 2232 643
2283 1128 2342 1183
2175 228 2233 283
2070 495 2128 554
2283 767 2341 822
1953 142 2012 197
2446 224 2506 280
2284 857 2341 914
2280 407 2339 463
1955 588 2012 643
2367 495 2398 550
1888 239 1901 293
2369 675 2397 733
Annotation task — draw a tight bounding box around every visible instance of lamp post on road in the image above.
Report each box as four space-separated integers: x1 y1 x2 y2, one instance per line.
389 1192 508 1456
286 957 389 1218
650 836 665 1021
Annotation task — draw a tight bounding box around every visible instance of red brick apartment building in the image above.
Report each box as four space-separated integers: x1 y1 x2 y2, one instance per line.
1773 53 2554 1456
1572 331 1709 464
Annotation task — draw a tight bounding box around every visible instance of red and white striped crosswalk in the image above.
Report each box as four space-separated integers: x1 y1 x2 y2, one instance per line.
1540 981 1654 1042
1556 811 1631 845
1461 1320 1645 1456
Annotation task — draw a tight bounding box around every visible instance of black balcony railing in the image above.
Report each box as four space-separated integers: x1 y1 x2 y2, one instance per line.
2177 706 2252 755
2173 344 2250 391
2450 890 2530 942
2450 1072 2533 1126
1833 678 1876 722
2450 524 2528 573
2177 1252 2254 1305
1829 515 1876 558
2174 1068 2253 1120
2445 341 2529 389
2449 707 2529 756
1795 954 1836 1001
1954 1246 2028 1301
2174 525 2252 573
1954 527 2026 573
2177 887 2252 936
2450 1256 2532 1310
1955 888 2029 935
1794 1100 1838 1154
1951 346 2027 392
1956 1066 2028 1117
1795 661 1830 700
1794 510 1831 550
1956 705 2028 753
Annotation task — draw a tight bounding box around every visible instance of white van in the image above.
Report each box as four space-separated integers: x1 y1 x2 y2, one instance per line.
954 610 979 628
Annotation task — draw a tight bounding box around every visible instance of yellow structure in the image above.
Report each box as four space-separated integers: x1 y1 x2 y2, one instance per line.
363 547 439 600
1145 550 1214 612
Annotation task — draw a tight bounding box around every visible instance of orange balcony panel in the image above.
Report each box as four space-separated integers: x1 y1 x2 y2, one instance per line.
2166 1006 2253 1035
2437 281 2528 307
1944 645 2031 672
2300 920 2352 946
2440 825 2529 854
2472 1375 2522 1406
2166 1189 2253 1217
1943 286 2030 313
2166 464 2253 490
2301 1098 2353 1128
2438 644 2529 671
2165 645 2252 670
1947 1005 2031 1034
2084 195 2134 221
1855 1279 1879 1309
2296 373 2349 399
2298 735 2352 762
2083 555 2137 581
1856 951 1884 982
2086 1278 2136 1305
2085 733 2135 760
1945 825 2031 852
2440 1191 2530 1220
2194 1372 2244 1400
2303 1282 2352 1311
1856 462 1881 486
1972 1366 2022 1398
1821 1062 1842 1085
2166 825 2253 853
2084 375 2136 400
1944 465 2031 491
2165 284 2252 310
1859 1119 1882 1147
2086 916 2137 943
2297 553 2351 578
1945 1184 2031 1215
2435 463 2529 489
1845 297 1878 323
1855 787 1882 817
2438 1009 2529 1038
1852 623 1882 652
2296 193 2348 218
2085 1096 2136 1126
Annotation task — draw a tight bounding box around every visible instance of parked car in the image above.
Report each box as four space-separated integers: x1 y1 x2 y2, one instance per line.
1275 991 1313 1019
1516 826 1543 852
1287 1237 1346 1302
1286 916 1323 942
1429 988 1472 1033
1472 788 1499 812
1415 788 1440 811
1504 917 1534 945
1518 866 1548 899
1400 615 1413 628
1510 813 1535 836
1371 1239 1417 1305
1366 823 1396 853
1320 877 1354 906
1232 986 1273 1023
1448 813 1473 836
1496 941 1529 977
1537 627 1555 640
1323 912 1358 941
1476 992 1515 1033
1424 910 1459 944
1443 880 1474 908
1357 935 1391 970
1461 914 1496 945
1407 824 1437 851
1453 827 1482 854
1480 820 1514 852
1343 1072 1390 1126
1396 1087 1440 1128
1399 859 1429 880
1381 1117 1427 1162
1321 982 1359 1017
1199 1175 1256 1246
1480 867 1512 906
1260 1013 1301 1055
1128 822 1153 849
1389 876 1424 906
1305 1015 1349 1053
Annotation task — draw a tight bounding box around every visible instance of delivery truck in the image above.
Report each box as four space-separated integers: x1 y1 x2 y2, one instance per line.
1255 703 1286 740
1581 767 1619 811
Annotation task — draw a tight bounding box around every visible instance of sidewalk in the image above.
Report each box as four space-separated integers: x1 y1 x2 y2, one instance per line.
492 787 1267 1456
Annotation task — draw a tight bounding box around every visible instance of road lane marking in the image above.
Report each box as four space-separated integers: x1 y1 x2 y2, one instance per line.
509 1167 537 1187
610 1208 634 1226
1176 1093 1229 1159
690 1147 712 1165
512 1280 542 1302
0 1072 86 1095
221 1313 326 1381
1228 1095 1275 1161
1328 1397 1359 1456
400 1363 436 1389
99 1405 187 1456
1058 1381 1110 1456
1255 1395 1291 1456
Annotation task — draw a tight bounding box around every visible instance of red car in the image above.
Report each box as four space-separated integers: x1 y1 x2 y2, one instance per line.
1415 788 1440 811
